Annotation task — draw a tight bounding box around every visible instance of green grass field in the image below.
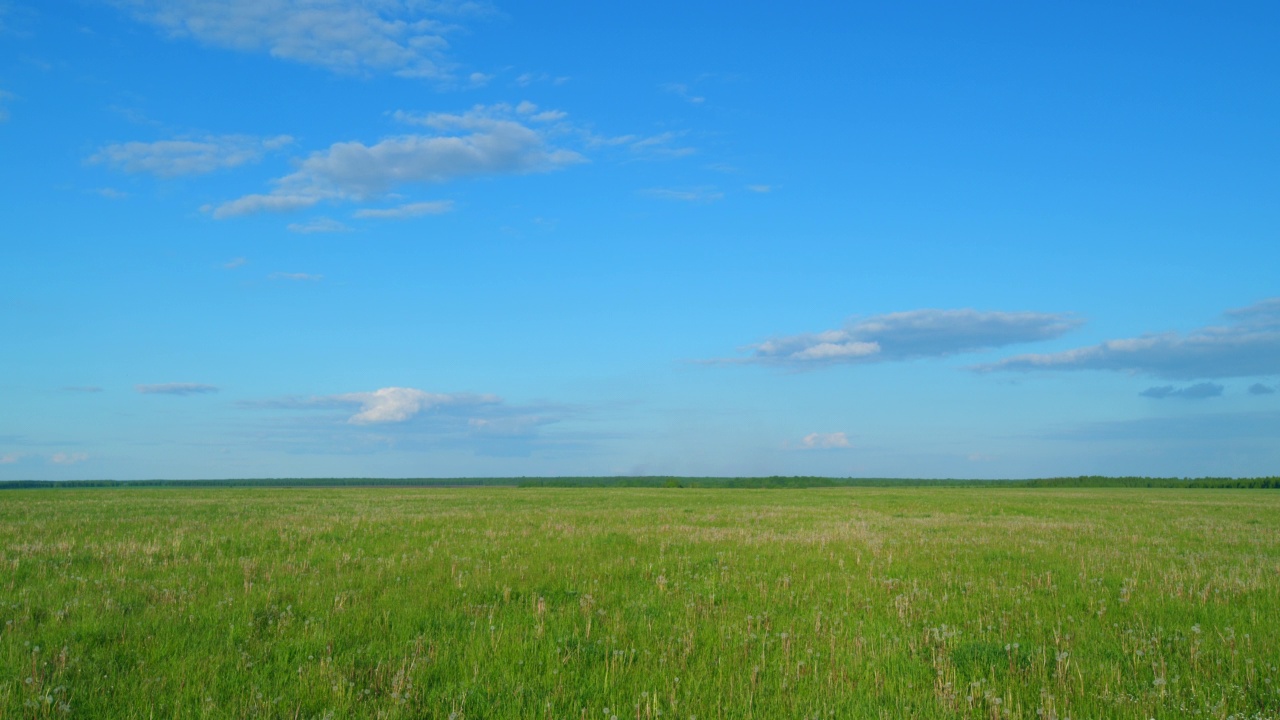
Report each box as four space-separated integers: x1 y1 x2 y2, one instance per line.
2 488 1278 718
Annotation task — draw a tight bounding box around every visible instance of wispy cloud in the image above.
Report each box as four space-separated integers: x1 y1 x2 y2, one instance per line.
515 71 570 87
212 105 583 218
626 131 696 159
1052 411 1280 443
135 383 219 395
223 257 247 269
107 104 163 127
1139 382 1224 400
210 193 319 218
50 452 88 465
353 200 454 219
746 184 772 193
63 386 103 393
0 453 20 464
793 432 851 450
245 386 566 431
332 387 500 424
94 187 129 200
90 134 293 177
109 0 493 79
241 386 579 456
581 129 695 159
0 89 13 122
981 298 1280 380
269 272 323 281
466 415 559 438
640 186 723 203
661 82 705 104
728 309 1081 367
287 217 350 234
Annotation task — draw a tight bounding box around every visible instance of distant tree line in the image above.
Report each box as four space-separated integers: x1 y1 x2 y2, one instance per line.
0 477 515 490
3 475 1276 490
515 475 1280 489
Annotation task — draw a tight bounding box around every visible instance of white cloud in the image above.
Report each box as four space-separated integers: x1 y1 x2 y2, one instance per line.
796 432 851 450
110 0 493 79
983 298 1280 380
468 71 493 86
94 187 129 199
90 134 293 177
336 387 500 424
734 309 1082 367
640 187 723 203
212 105 583 217
223 257 247 269
353 200 454 219
269 272 323 281
746 184 772 193
0 453 20 464
136 383 219 395
287 217 350 233
50 452 88 465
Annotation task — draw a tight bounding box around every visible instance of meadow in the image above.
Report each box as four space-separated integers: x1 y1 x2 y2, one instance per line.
1 487 1277 719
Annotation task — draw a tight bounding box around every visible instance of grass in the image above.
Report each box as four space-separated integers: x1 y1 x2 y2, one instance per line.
1 487 1278 718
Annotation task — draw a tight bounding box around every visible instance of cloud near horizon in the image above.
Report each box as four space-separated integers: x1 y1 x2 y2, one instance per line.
1051 410 1280 443
795 432 851 450
731 309 1081 367
981 298 1280 380
136 383 219 395
211 105 582 218
238 385 585 458
1139 382 1224 400
335 387 500 424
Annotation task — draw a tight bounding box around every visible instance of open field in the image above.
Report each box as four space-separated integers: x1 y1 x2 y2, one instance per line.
2 488 1278 719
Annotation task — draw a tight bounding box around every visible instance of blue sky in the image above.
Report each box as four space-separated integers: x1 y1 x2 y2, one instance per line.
2 1 1278 480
